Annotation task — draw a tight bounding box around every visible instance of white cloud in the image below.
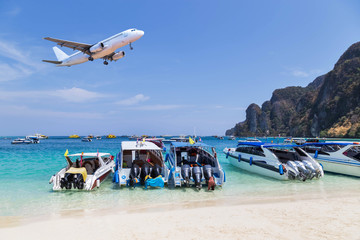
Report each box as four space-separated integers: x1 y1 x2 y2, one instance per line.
286 68 323 78
292 70 309 78
0 87 104 103
0 63 33 82
0 38 45 81
3 7 21 16
130 104 184 111
0 104 103 119
116 94 150 106
52 87 104 103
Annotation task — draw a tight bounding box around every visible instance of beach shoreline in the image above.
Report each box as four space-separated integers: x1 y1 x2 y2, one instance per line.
1 190 359 240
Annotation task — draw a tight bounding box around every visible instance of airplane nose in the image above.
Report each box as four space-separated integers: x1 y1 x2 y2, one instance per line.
139 30 144 37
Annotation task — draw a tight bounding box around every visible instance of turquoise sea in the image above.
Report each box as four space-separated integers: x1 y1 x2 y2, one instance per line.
1 136 359 218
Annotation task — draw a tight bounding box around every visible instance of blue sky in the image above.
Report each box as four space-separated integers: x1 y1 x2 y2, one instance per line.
0 0 359 136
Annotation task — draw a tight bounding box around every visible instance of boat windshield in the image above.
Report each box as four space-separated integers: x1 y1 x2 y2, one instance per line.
122 149 163 168
235 146 265 157
343 146 360 161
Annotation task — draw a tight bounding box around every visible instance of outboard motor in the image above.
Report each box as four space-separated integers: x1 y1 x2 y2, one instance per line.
181 164 191 187
192 166 202 190
73 173 84 189
140 163 151 185
60 173 73 189
203 165 215 190
302 160 317 180
150 164 162 178
129 164 140 187
286 161 301 180
295 161 311 180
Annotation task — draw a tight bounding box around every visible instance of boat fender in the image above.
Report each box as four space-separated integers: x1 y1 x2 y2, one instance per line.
249 157 253 166
319 162 323 170
279 165 284 175
165 153 169 162
238 154 241 162
113 170 119 183
96 179 100 188
314 150 318 159
226 150 230 159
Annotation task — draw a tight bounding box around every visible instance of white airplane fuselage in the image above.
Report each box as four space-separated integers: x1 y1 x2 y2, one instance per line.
58 29 144 66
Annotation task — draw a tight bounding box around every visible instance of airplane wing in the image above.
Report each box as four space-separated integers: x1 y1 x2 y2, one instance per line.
43 37 92 53
103 52 116 60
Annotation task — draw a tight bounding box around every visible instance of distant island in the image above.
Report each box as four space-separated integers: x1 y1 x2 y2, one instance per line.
226 42 360 138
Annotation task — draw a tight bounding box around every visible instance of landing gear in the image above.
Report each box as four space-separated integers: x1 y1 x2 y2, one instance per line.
129 42 133 50
88 56 94 61
103 61 108 65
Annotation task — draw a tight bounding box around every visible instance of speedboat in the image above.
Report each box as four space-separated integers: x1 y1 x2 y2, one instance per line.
106 134 116 138
11 138 33 144
113 141 169 189
69 134 80 138
224 142 324 181
301 142 360 177
49 152 115 190
82 137 92 142
238 138 262 143
166 142 225 190
95 136 102 140
26 136 40 143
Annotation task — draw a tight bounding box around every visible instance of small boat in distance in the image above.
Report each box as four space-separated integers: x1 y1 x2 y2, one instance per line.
11 138 33 144
114 141 168 189
106 134 116 138
69 134 80 138
224 142 324 181
49 152 115 190
82 137 92 142
25 136 40 144
95 136 102 140
34 133 48 139
238 138 262 143
167 142 225 190
301 142 360 177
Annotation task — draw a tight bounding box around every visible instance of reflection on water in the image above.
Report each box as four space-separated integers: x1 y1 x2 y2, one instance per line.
0 137 359 217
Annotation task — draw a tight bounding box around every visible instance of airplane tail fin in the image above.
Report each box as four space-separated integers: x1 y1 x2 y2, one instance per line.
53 46 69 61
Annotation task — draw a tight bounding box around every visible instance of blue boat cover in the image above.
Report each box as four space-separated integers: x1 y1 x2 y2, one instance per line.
144 176 164 189
171 142 211 148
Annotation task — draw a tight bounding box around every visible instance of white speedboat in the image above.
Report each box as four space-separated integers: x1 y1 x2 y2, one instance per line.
82 137 92 142
224 142 324 181
114 141 169 189
26 136 40 143
11 138 33 144
49 152 115 190
238 138 262 143
167 142 225 190
301 142 360 177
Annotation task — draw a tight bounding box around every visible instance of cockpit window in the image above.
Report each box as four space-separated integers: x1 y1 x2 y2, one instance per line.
131 29 136 32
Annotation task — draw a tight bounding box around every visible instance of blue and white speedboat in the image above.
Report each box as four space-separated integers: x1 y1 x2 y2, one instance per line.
114 141 169 189
166 142 225 190
224 142 324 181
301 142 360 177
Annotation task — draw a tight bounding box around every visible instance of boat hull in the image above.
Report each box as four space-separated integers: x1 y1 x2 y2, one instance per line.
310 155 360 177
227 154 288 180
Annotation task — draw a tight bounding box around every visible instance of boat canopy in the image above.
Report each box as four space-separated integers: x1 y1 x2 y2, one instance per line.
301 142 357 147
237 142 300 148
171 142 211 148
68 153 110 157
121 141 162 150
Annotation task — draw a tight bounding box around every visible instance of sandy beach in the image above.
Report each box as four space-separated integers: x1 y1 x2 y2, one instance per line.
1 191 359 240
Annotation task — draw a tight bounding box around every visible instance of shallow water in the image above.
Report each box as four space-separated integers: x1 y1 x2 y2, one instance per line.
0 137 359 217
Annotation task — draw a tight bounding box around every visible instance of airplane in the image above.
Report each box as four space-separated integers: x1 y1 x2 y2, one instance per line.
42 28 144 66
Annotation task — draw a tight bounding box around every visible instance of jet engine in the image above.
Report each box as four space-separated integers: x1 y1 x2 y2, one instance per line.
90 42 105 53
111 51 125 61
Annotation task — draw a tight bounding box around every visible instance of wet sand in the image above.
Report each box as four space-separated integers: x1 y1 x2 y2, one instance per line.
1 192 360 240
